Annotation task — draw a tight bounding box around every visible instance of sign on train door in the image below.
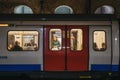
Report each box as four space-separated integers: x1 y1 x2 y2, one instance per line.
89 26 111 71
44 25 88 71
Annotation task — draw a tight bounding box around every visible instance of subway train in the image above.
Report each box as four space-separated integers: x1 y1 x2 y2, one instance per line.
0 14 119 79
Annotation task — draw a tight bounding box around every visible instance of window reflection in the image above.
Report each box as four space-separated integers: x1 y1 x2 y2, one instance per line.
93 31 106 51
49 29 62 51
8 31 38 51
95 5 114 14
70 29 83 51
14 5 33 14
55 5 73 14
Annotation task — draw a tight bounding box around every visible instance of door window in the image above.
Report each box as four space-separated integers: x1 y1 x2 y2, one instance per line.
49 29 62 51
70 29 83 51
93 31 106 51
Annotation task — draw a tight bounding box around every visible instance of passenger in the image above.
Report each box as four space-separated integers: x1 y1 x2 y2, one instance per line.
30 39 34 46
51 35 60 50
23 43 28 50
34 44 38 51
12 41 23 51
24 43 27 47
26 43 34 50
93 42 99 51
71 33 76 50
100 43 106 51
8 44 13 51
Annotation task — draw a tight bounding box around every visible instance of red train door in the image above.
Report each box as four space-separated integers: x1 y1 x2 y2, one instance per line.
67 25 88 71
44 25 88 71
44 26 65 71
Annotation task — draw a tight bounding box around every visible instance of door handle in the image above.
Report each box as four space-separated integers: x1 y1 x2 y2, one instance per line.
67 46 70 48
62 46 65 49
62 46 70 49
67 30 69 38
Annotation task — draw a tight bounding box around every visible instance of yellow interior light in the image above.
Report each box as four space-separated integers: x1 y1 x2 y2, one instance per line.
0 24 9 27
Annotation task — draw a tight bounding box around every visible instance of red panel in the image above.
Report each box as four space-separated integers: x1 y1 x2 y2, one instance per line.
67 25 89 71
44 25 88 71
44 25 65 71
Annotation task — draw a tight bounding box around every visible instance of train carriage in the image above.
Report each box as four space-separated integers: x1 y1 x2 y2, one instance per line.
0 14 119 79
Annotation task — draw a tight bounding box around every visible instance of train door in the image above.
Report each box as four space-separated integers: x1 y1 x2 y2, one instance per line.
44 25 88 71
89 26 112 71
67 26 88 71
44 26 65 71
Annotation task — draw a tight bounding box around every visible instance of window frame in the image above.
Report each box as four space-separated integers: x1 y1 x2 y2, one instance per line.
7 30 39 51
93 30 107 51
49 28 62 51
70 29 83 51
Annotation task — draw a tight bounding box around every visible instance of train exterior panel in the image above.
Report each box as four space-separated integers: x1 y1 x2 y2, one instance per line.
89 26 112 71
0 14 119 79
0 27 43 71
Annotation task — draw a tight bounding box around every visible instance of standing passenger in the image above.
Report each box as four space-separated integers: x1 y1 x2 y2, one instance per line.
93 42 99 51
51 35 60 50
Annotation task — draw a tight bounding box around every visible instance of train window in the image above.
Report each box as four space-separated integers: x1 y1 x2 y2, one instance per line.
8 31 38 51
70 29 83 51
93 31 106 51
49 29 62 51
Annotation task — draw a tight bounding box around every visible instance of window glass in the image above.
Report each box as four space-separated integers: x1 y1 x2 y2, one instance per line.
55 5 73 14
49 29 62 51
93 31 106 51
95 5 114 14
70 29 83 51
8 31 38 51
14 5 33 14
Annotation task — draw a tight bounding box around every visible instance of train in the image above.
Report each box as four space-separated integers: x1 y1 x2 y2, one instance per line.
0 14 119 79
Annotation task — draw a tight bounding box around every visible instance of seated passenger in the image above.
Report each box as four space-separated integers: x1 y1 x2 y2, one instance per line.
34 44 38 51
12 41 23 51
93 42 99 51
8 44 13 51
100 43 106 51
26 43 34 50
23 43 34 51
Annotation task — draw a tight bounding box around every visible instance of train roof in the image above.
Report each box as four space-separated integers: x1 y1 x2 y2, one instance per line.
0 14 117 21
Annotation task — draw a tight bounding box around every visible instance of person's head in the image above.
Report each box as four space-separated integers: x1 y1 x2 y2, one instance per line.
34 44 37 47
71 33 74 39
8 44 13 49
53 35 58 41
94 42 97 48
102 43 105 48
27 43 31 46
15 41 20 46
